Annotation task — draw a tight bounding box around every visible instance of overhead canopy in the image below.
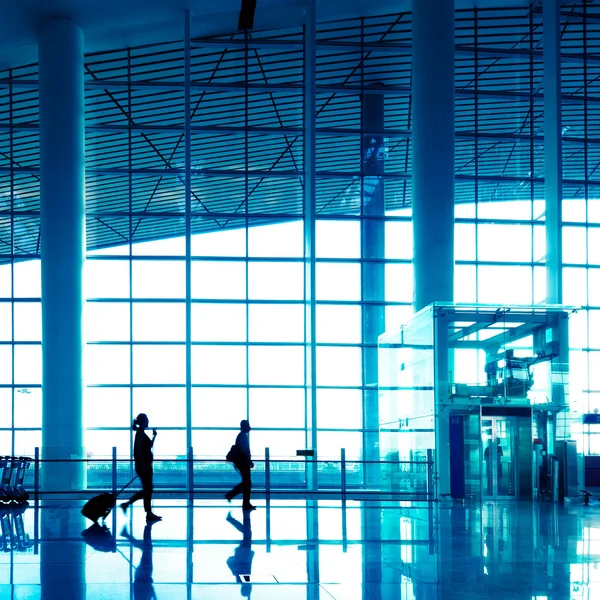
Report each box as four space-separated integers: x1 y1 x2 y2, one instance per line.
0 0 597 258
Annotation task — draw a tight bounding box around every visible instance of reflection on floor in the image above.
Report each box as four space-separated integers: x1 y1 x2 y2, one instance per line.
1 498 599 599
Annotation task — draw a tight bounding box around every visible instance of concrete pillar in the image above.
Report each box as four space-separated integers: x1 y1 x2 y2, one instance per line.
39 19 86 492
361 90 385 486
41 504 86 599
412 0 455 310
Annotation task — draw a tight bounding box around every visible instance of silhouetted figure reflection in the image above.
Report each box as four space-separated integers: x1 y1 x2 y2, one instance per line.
81 522 116 553
121 413 162 522
226 420 255 511
122 522 159 600
226 511 254 598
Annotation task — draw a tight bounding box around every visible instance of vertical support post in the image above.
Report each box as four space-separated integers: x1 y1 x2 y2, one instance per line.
184 9 193 502
304 0 318 493
426 448 434 500
34 446 40 505
112 447 117 495
341 447 347 499
544 0 562 305
187 446 194 504
361 88 385 489
39 18 86 494
265 447 271 501
112 446 117 531
412 0 455 311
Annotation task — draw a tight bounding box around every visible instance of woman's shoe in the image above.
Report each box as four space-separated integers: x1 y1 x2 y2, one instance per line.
146 512 162 522
242 503 256 511
120 502 129 513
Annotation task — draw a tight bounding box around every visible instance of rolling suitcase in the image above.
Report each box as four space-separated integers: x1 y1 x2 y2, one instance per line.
81 477 137 523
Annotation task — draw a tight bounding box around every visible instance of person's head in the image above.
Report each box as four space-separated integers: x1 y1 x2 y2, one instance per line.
240 419 251 433
133 413 149 431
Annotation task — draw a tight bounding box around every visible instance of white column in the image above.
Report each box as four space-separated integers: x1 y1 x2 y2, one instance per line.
39 19 86 492
412 0 455 310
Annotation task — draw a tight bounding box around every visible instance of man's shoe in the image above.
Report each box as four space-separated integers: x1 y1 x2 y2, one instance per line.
225 493 233 503
242 503 256 511
120 502 129 513
146 512 162 522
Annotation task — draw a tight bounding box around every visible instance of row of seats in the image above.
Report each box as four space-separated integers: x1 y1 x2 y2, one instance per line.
0 457 31 505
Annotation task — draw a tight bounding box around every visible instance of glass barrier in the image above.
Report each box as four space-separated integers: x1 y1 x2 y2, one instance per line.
19 448 435 500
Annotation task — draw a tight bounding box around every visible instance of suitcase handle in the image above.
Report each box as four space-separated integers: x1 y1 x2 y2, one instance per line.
116 476 138 497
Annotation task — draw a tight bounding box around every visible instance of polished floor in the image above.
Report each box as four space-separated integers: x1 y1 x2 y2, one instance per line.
1 497 599 599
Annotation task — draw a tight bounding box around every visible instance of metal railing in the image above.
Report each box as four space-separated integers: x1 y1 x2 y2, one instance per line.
27 447 435 501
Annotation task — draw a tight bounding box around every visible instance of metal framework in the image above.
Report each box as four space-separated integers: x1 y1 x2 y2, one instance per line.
3 3 600 461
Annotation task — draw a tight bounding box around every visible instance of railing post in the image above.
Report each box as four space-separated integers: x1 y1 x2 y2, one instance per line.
426 448 434 501
112 446 117 495
188 446 194 504
34 446 40 505
341 448 347 499
265 447 271 502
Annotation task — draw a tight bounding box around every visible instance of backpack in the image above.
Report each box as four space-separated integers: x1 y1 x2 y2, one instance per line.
226 444 241 464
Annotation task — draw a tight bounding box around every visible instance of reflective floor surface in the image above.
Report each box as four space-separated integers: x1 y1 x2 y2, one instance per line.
1 497 599 599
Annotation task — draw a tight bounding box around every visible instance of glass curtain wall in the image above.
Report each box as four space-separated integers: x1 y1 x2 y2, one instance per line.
3 2 600 476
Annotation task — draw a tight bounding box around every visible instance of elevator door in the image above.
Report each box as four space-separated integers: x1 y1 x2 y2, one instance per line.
482 417 517 498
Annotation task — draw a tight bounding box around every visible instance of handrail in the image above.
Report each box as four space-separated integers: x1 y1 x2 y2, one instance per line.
27 447 436 500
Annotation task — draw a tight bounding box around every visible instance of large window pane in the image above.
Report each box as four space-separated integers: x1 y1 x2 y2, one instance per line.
385 264 413 302
317 220 360 258
192 345 246 385
85 302 130 342
317 346 362 387
0 346 12 384
13 387 41 428
478 266 532 304
317 388 362 429
133 387 185 428
0 388 11 427
132 345 186 384
562 267 587 307
249 221 304 257
12 260 40 298
250 430 305 458
385 221 413 259
191 224 246 257
455 223 475 261
248 262 304 300
13 302 41 341
249 387 305 428
0 302 11 341
454 265 476 303
85 260 130 299
249 346 304 386
318 431 362 460
0 265 11 298
317 263 361 301
14 430 40 457
191 261 246 300
249 304 304 342
85 387 130 429
192 303 246 342
192 387 247 427
14 344 41 385
478 224 532 262
316 304 361 343
133 302 185 341
132 260 185 298
86 345 130 385
192 429 238 459
562 226 587 264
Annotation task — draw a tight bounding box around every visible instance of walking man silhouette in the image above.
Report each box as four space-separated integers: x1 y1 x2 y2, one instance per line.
226 420 255 511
